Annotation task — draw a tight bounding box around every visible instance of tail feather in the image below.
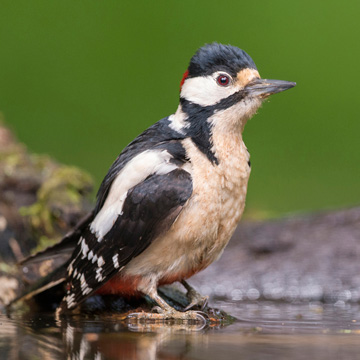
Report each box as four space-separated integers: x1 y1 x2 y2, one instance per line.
8 262 68 308
9 212 94 310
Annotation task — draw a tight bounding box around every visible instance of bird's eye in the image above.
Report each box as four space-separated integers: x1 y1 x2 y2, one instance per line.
216 74 231 87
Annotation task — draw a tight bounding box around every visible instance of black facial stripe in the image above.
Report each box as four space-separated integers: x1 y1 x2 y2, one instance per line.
180 89 246 165
212 89 246 112
180 98 217 165
181 88 246 114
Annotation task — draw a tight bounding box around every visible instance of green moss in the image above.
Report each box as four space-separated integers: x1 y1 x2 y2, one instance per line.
37 166 93 203
30 235 59 255
0 261 17 275
20 165 93 251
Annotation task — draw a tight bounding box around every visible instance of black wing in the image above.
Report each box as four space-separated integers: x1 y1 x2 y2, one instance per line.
94 117 186 214
60 168 192 312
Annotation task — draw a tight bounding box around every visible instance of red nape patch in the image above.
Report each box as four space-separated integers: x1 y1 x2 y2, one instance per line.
179 69 189 91
96 274 142 297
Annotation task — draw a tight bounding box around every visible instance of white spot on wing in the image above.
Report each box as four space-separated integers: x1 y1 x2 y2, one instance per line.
112 254 120 269
90 149 178 239
80 274 92 295
97 256 105 267
88 250 94 261
80 237 89 259
95 267 104 282
91 253 98 264
94 256 106 282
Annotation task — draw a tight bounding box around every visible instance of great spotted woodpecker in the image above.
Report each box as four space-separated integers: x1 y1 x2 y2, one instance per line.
18 43 295 320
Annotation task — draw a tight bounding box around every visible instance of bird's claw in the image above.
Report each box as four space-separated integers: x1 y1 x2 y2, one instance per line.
151 306 163 313
184 291 209 311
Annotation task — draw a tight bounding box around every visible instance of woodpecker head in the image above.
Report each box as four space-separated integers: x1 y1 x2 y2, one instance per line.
178 43 295 128
169 43 295 164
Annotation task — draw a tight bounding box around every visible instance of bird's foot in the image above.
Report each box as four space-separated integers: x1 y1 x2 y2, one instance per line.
127 306 207 323
184 289 209 311
181 280 208 310
127 287 208 323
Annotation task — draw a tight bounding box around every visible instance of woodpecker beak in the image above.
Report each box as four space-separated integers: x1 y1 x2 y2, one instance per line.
245 78 296 98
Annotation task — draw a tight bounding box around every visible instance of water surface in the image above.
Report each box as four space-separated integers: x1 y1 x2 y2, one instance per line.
2 301 360 359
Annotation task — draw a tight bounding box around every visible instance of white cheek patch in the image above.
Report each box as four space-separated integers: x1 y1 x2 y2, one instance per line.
90 149 178 240
180 73 240 107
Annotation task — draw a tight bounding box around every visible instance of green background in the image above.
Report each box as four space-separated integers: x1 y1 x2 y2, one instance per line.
0 0 359 218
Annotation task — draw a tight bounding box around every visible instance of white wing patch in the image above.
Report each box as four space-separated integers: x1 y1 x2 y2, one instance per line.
90 149 178 240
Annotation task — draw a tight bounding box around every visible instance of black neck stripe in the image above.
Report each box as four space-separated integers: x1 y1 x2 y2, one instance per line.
180 90 246 165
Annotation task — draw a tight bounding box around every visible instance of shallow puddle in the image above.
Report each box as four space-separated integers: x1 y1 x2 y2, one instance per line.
1 301 360 359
